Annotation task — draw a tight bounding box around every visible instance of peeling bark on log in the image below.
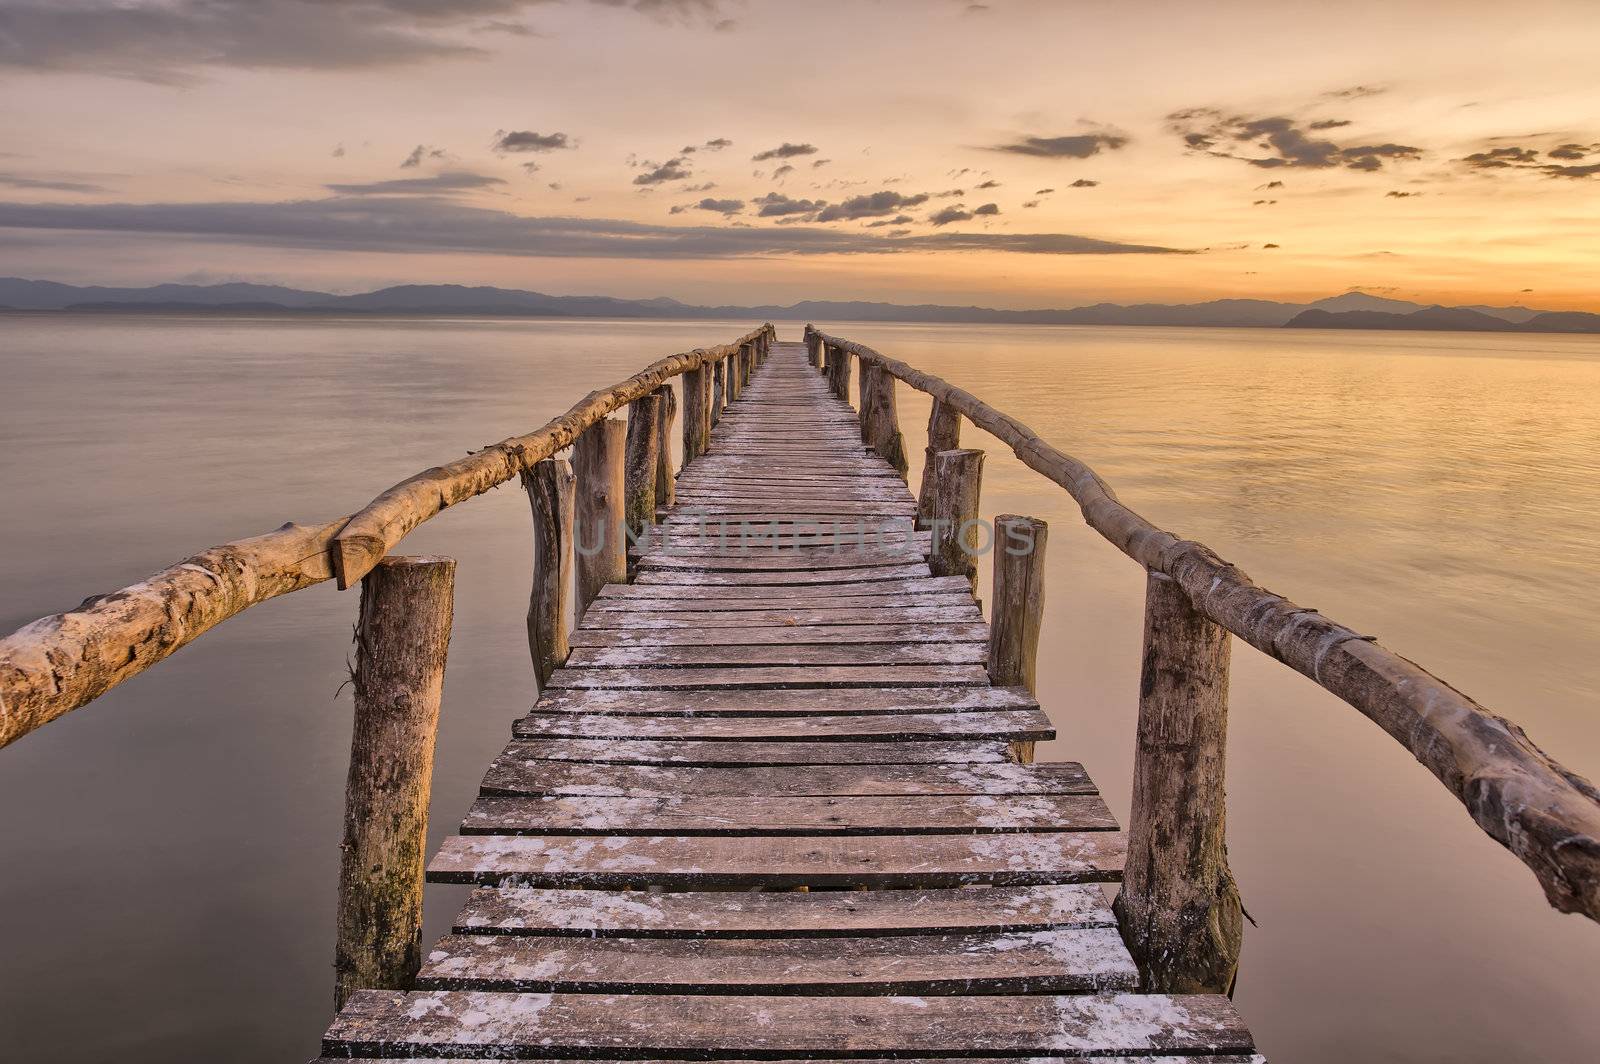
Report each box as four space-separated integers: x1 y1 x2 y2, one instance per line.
809 326 1600 924
862 363 910 478
927 449 985 592
989 515 1047 695
573 418 628 619
335 555 454 1010
625 393 662 540
653 384 677 511
521 458 573 689
710 361 725 424
1115 571 1242 994
917 399 962 527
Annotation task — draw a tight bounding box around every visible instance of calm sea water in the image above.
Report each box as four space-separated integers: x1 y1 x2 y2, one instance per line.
1 314 1597 1061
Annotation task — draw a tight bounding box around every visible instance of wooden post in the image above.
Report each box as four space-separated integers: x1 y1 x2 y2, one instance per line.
857 356 874 443
726 352 738 407
653 383 676 512
711 360 725 424
989 514 1047 765
682 366 710 464
520 457 573 688
827 344 851 402
928 448 984 590
1114 570 1244 995
335 554 454 1010
573 416 627 618
917 399 962 527
625 393 661 540
861 363 909 476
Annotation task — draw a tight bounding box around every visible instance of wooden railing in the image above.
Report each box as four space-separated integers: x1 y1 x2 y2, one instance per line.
0 324 774 749
0 323 774 1003
805 325 1600 973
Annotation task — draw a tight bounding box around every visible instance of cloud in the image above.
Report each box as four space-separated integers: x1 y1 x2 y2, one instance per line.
702 138 732 151
753 192 825 218
326 170 506 194
1069 179 1097 188
934 189 965 198
1021 200 1038 208
493 130 573 153
1263 242 1280 248
1256 180 1284 190
771 164 794 179
1035 188 1054 194
1458 141 1600 179
0 172 109 193
814 190 930 222
864 215 914 228
929 205 973 226
1169 108 1420 171
973 202 999 216
0 1 732 82
1385 190 1420 198
0 193 1191 258
811 159 831 169
671 196 744 215
989 132 1127 159
401 144 446 168
751 142 819 162
633 157 692 185
975 179 1001 189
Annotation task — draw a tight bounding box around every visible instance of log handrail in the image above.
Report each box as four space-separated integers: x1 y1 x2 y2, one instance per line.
809 325 1600 925
0 324 774 750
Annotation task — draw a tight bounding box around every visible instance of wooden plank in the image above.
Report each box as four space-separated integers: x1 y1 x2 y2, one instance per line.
635 550 924 573
480 760 1097 799
635 565 933 586
596 575 970 600
427 830 1126 887
547 664 991 689
415 927 1138 994
510 709 1054 743
579 601 972 627
461 791 1108 835
562 643 991 669
325 990 1251 1057
568 622 990 649
483 739 1016 766
453 883 1118 938
527 685 1037 717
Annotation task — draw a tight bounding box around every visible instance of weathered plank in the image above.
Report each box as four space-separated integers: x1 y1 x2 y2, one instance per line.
567 622 990 649
453 883 1118 937
526 685 1036 717
415 927 1137 994
482 738 1017 766
510 709 1054 743
427 830 1126 887
479 759 1096 798
461 791 1108 835
326 990 1251 1057
596 575 970 600
562 642 991 669
547 664 991 689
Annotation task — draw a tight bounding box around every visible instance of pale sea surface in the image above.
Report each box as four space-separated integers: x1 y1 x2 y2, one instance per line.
1 314 1597 1061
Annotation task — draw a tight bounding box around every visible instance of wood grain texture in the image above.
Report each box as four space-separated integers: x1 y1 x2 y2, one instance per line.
521 458 573 688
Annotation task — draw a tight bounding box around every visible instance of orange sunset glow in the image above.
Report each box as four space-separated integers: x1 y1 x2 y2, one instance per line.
2 0 1597 309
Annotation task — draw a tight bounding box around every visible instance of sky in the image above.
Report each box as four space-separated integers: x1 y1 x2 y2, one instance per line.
1 0 1597 309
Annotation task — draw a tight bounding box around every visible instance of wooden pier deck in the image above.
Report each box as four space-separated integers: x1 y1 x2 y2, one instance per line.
317 342 1261 1061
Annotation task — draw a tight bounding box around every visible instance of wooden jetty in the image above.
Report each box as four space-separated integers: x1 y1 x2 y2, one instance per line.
1 325 1596 1060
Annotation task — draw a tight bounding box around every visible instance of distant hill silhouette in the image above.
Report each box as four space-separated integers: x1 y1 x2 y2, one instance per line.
1287 305 1600 334
0 276 1576 331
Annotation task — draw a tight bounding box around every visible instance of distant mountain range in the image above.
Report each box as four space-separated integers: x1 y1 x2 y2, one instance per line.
2 277 1596 333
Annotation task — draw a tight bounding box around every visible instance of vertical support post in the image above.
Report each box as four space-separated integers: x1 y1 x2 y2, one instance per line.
682 365 710 465
827 344 851 402
928 448 984 590
521 457 573 688
653 383 676 513
624 392 661 540
1114 570 1243 994
711 360 725 424
861 363 909 476
917 399 962 527
726 351 738 407
335 554 455 1010
988 514 1047 764
857 356 874 443
573 416 627 618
